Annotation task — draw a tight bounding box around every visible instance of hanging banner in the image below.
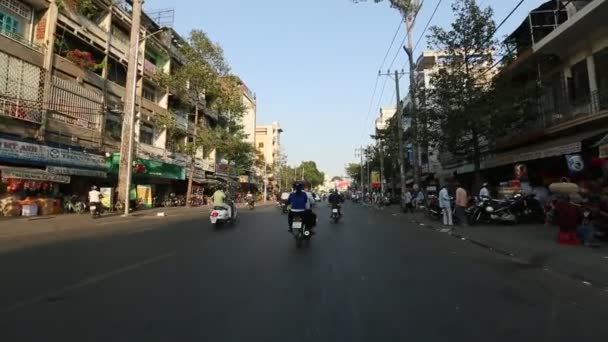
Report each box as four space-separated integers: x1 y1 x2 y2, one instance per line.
0 166 70 183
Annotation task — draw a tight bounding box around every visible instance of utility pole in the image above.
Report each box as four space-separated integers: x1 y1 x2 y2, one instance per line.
186 103 199 207
403 2 421 189
355 147 364 191
117 0 143 214
379 143 385 197
379 69 407 199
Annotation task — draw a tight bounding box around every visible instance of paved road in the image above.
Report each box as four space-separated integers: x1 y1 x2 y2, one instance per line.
1 203 607 341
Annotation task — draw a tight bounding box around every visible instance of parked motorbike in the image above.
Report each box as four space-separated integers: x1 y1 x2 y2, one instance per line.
291 212 311 248
510 193 545 223
468 197 517 225
210 202 237 226
247 199 255 210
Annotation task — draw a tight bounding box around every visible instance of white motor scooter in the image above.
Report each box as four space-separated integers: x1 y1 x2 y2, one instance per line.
210 202 237 226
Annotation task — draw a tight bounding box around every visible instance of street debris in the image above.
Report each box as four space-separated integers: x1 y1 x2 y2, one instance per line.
582 281 592 286
156 212 166 217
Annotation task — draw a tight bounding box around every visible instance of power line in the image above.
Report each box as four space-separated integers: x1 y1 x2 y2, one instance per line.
379 20 404 71
359 75 380 141
414 0 443 51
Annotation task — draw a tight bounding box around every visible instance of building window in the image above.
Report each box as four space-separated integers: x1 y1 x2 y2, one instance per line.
139 122 154 145
258 142 264 148
0 0 32 19
104 113 122 140
142 85 157 102
594 48 608 110
568 59 590 105
0 10 21 38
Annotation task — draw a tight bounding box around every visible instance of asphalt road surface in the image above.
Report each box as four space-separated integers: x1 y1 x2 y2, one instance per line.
1 203 607 341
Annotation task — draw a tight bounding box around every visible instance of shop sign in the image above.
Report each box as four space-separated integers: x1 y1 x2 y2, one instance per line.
485 142 582 168
600 144 608 158
0 167 70 183
107 154 185 180
47 147 106 170
0 138 106 170
47 166 107 178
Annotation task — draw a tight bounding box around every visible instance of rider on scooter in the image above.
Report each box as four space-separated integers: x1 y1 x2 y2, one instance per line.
213 185 234 219
287 181 315 233
328 189 344 217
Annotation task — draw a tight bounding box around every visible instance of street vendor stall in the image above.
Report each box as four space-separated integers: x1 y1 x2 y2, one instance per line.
0 166 69 216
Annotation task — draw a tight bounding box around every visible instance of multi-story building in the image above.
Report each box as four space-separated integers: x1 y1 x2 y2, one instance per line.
449 0 608 187
374 107 396 131
0 0 217 208
240 81 256 145
255 122 282 192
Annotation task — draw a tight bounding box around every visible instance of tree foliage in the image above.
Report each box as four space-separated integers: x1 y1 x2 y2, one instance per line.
155 29 253 173
426 0 497 189
345 163 362 182
351 0 420 18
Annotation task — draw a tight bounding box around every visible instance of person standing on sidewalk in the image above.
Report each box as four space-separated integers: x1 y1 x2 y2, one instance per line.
439 185 453 226
455 182 468 225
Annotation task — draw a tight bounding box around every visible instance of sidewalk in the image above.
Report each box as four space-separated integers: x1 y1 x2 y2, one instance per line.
0 205 208 241
375 203 608 289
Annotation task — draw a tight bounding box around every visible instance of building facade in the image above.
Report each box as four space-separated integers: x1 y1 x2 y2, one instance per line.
255 122 282 167
0 0 218 213
240 81 256 145
440 0 608 188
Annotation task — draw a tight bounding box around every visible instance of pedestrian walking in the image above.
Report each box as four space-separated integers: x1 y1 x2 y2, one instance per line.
455 182 468 225
439 185 453 226
402 188 413 213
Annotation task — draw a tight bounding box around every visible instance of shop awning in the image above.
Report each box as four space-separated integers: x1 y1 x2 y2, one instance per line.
484 129 607 169
0 166 71 183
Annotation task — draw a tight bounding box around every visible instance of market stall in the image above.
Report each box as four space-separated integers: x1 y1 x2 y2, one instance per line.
0 166 69 217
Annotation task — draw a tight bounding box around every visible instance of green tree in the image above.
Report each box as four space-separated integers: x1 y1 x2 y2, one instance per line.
156 29 233 206
345 163 362 183
426 0 496 190
298 161 325 189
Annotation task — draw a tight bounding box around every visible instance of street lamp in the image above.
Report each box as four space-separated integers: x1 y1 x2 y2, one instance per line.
122 26 168 216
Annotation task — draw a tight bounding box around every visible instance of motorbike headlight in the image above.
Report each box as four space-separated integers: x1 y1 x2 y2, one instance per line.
485 206 494 213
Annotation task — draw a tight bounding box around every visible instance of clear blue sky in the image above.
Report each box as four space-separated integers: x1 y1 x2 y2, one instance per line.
145 0 544 177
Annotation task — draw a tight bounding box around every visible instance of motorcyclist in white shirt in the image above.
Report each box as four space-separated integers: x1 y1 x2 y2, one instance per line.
88 186 102 213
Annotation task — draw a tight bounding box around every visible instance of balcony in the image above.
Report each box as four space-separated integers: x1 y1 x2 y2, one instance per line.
166 150 187 166
0 50 45 123
143 59 157 76
49 76 103 131
137 143 164 160
541 89 608 132
531 0 608 56
0 27 41 52
0 96 42 123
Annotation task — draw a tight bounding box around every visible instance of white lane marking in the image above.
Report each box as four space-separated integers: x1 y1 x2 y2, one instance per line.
0 252 176 315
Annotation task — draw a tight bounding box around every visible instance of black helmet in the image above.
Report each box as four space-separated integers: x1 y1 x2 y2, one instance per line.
293 180 304 191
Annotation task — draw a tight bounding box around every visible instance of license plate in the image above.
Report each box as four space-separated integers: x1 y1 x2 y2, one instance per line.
210 218 217 224
292 221 302 229
332 209 338 213
90 206 96 210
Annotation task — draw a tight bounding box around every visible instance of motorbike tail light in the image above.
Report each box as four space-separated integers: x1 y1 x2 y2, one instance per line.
212 212 219 217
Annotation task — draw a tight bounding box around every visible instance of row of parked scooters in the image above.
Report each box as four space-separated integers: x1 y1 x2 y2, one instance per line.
424 193 545 225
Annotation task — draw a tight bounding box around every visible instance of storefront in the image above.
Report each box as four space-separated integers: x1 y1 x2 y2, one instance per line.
107 153 186 208
0 136 108 216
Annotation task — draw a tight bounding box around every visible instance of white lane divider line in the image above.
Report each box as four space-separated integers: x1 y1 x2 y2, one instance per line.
0 252 176 315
